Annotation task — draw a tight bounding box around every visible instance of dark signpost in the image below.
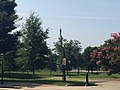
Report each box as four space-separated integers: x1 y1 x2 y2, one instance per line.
62 57 66 81
60 29 66 81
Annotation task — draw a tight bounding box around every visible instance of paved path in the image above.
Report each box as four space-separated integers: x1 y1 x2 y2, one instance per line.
0 80 120 90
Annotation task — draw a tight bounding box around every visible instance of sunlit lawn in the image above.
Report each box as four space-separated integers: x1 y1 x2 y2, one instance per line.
1 70 120 86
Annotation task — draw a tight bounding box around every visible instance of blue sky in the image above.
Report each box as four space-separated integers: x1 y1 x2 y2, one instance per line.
16 0 120 50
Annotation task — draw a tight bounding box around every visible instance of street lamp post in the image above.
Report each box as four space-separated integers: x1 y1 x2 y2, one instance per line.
1 53 4 85
62 57 66 81
85 72 89 86
85 63 90 86
60 28 66 81
0 22 4 85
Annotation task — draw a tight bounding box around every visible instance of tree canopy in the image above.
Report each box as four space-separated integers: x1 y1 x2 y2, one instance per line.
53 39 82 70
0 0 19 54
91 32 120 74
19 12 49 78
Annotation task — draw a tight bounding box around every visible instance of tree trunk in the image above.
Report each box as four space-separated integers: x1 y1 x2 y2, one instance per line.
27 69 29 75
9 70 11 74
32 64 35 79
67 69 69 76
49 69 52 76
77 67 79 75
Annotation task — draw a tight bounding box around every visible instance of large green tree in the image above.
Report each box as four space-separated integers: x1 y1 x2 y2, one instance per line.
0 0 19 53
0 0 19 84
21 12 49 79
54 39 82 73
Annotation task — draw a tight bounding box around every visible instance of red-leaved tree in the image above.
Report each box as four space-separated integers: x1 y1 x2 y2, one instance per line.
91 32 120 74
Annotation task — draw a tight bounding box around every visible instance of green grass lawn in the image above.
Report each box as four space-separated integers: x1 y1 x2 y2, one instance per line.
67 72 120 79
1 70 120 86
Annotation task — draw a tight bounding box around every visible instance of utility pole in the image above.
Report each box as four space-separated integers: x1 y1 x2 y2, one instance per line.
60 28 66 81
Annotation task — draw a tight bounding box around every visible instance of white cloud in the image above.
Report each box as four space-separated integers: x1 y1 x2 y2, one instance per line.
53 15 120 20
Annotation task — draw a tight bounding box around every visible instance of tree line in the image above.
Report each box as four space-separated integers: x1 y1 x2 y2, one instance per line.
0 0 120 80
0 0 85 79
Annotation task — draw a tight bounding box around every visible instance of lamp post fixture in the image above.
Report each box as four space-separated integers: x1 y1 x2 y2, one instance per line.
60 28 66 81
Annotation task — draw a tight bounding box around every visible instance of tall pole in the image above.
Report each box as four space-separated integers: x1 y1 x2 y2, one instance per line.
85 72 89 86
1 54 4 85
85 63 90 86
0 22 4 85
1 57 3 85
60 28 66 81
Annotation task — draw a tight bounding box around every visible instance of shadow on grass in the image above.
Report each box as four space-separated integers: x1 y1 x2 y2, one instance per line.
1 72 44 79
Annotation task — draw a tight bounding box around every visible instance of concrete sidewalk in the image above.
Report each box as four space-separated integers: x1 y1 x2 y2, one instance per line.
22 80 120 90
0 80 120 90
